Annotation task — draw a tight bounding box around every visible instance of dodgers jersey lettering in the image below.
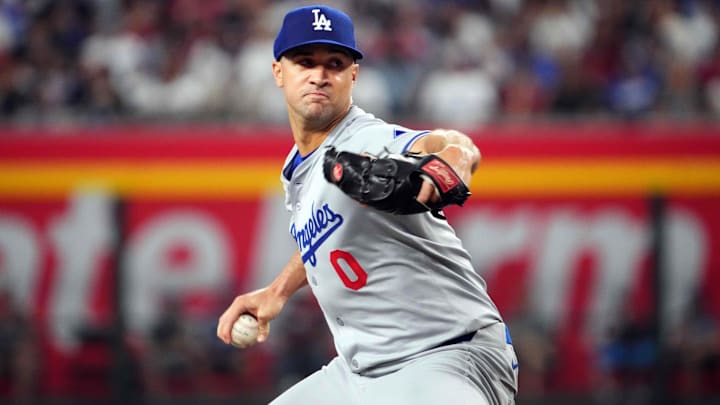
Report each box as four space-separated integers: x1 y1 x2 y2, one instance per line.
281 106 502 374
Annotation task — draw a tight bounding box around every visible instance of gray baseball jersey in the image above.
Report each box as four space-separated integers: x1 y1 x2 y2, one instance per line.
280 106 503 375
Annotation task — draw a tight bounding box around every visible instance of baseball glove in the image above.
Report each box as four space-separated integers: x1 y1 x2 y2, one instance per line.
322 147 470 216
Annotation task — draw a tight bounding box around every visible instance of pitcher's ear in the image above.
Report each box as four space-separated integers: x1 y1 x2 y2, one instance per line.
272 61 283 87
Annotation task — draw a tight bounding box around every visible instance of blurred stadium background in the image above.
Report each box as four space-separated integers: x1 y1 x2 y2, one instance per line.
1 0 720 404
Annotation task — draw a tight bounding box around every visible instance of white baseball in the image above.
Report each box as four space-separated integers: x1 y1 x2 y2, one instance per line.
231 313 259 349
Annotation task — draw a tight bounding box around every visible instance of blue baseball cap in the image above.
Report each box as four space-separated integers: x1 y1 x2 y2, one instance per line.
273 5 364 61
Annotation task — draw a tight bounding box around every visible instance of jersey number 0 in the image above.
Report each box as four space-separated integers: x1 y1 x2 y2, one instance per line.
329 250 367 290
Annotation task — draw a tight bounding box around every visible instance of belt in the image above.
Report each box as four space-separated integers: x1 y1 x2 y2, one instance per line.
435 331 477 348
436 324 513 349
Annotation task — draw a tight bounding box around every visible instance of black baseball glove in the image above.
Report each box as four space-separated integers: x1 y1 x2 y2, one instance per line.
322 147 470 216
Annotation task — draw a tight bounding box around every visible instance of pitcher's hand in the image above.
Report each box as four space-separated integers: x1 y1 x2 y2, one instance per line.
216 287 286 345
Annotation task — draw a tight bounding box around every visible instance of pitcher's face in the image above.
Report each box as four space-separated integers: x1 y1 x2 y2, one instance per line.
273 44 358 125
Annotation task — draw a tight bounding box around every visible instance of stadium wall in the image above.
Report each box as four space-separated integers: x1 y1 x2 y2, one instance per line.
0 124 719 398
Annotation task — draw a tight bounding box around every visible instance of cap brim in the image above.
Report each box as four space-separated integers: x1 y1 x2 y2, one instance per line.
276 40 364 61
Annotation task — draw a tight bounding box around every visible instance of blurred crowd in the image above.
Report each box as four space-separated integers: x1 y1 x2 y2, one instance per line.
2 283 719 404
0 286 334 404
0 0 719 127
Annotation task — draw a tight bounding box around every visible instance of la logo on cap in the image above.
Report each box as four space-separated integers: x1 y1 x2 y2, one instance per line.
311 8 332 31
273 5 363 60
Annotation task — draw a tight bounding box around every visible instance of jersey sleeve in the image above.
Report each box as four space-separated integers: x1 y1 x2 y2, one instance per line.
281 179 292 212
386 128 431 154
348 125 430 155
280 146 298 213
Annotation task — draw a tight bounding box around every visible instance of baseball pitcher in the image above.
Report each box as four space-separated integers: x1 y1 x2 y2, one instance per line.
217 5 518 404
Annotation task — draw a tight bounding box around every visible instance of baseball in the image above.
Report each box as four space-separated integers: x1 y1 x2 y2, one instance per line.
231 313 259 349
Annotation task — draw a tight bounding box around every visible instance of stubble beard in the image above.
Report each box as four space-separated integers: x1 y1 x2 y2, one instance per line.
297 100 344 130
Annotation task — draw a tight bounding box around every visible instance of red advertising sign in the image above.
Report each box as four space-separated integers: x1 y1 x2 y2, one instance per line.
0 124 718 396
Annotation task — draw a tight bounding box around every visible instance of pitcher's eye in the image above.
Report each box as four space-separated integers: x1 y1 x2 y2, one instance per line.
327 58 348 70
297 58 315 67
